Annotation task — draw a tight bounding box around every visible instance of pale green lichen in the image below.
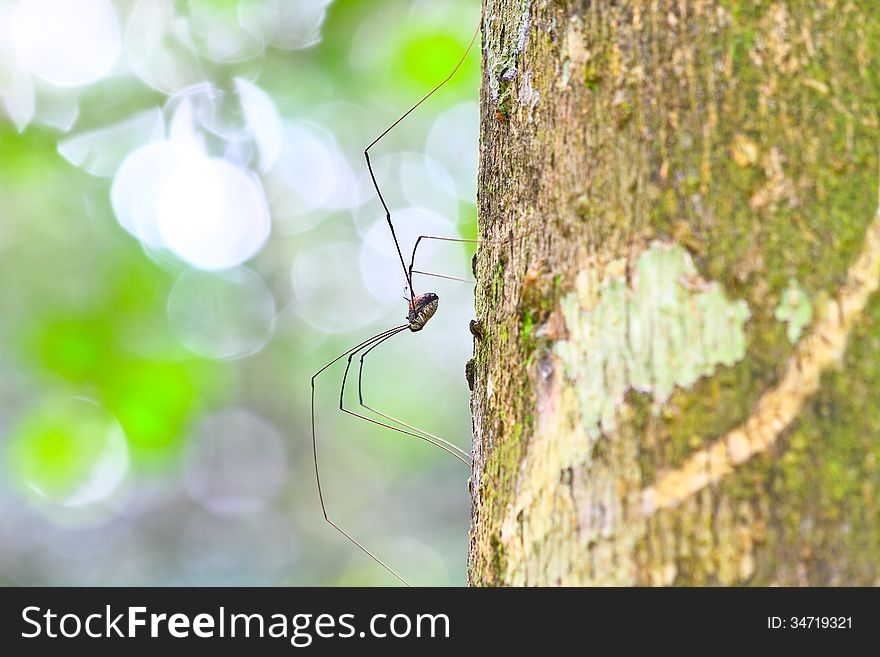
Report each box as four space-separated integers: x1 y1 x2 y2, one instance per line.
555 242 751 442
774 278 813 343
561 59 572 86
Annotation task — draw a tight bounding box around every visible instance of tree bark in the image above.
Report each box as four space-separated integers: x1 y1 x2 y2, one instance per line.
469 0 880 586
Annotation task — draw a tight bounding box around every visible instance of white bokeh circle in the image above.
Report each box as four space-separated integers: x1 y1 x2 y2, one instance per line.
111 140 179 247
157 152 271 270
12 0 121 88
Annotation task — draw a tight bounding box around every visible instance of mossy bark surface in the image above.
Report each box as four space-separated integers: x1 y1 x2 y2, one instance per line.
469 0 880 586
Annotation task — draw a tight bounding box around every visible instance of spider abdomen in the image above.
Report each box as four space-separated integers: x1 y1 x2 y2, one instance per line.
407 292 439 331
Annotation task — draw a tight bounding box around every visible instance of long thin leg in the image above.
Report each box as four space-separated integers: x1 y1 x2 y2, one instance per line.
364 12 483 308
318 3 484 589
407 235 512 286
411 269 475 284
356 332 472 466
311 324 410 586
338 329 471 467
354 323 500 495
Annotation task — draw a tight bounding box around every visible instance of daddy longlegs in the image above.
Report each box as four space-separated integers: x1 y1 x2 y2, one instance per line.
310 7 489 586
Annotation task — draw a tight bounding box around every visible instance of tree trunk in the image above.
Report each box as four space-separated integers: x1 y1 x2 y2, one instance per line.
469 0 880 586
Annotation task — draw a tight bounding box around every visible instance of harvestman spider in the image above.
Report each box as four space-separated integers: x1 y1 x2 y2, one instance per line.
310 10 486 586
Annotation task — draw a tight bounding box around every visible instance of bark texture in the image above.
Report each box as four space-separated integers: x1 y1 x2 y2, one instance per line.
469 0 880 585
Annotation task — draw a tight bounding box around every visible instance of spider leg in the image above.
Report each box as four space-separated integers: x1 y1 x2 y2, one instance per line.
338 329 471 467
317 3 484 588
317 323 471 586
407 236 512 287
356 331 472 467
364 12 483 308
311 324 410 586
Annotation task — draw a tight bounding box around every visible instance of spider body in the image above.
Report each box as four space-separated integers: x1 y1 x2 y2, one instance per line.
407 292 439 332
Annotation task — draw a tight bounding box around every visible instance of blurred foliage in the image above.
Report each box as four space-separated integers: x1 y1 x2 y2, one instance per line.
0 0 480 585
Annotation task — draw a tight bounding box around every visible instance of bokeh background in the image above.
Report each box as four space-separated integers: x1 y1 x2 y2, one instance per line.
0 0 480 586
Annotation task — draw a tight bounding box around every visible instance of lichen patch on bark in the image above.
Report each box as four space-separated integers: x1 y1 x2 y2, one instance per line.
555 241 750 442
774 278 814 343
